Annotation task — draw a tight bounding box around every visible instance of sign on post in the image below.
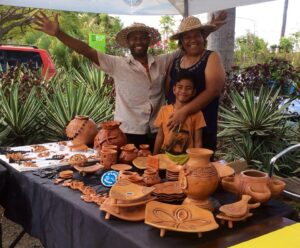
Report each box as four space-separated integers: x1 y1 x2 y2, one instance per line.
89 33 106 53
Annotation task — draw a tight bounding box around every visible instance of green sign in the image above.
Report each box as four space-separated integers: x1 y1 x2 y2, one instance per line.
89 33 106 53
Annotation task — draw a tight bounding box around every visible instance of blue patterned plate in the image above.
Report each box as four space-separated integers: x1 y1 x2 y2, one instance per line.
101 170 119 187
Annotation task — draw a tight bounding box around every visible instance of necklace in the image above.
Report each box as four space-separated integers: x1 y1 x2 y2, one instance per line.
180 50 206 69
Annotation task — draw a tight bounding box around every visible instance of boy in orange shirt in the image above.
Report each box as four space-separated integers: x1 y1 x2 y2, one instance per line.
153 72 206 155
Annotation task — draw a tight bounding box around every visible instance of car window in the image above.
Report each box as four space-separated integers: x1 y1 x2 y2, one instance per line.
1 50 43 71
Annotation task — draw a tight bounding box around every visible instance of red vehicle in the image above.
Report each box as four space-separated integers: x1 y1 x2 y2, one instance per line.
0 44 56 79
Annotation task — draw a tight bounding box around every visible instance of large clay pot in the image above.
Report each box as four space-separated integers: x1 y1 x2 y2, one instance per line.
119 144 138 164
94 121 127 152
221 169 286 203
66 115 98 146
178 148 219 210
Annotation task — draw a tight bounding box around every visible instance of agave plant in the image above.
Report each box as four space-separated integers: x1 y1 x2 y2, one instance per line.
218 86 300 176
42 79 113 141
0 84 45 146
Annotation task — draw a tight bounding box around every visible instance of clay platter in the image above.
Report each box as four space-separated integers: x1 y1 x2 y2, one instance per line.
132 154 176 170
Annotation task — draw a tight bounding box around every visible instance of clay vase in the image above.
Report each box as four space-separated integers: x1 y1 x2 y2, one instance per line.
138 144 152 157
100 148 118 170
143 168 161 186
94 121 127 153
221 169 286 203
178 148 219 210
66 115 98 146
119 144 138 164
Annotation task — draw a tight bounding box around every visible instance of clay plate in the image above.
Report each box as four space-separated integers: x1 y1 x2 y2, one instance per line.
212 162 235 178
74 163 103 173
100 198 146 221
145 201 219 236
111 164 132 171
109 179 155 201
110 195 156 207
133 154 175 170
153 181 183 195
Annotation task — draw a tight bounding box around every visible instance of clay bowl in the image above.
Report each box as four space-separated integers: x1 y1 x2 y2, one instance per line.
74 163 103 174
111 164 132 171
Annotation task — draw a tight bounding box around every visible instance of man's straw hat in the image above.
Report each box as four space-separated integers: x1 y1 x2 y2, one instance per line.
116 23 161 48
170 16 217 40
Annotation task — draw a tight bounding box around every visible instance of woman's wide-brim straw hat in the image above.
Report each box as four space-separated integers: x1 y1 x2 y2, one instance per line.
116 23 161 48
170 16 217 40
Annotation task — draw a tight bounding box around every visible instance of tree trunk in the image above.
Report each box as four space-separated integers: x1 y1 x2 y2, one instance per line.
207 8 236 72
280 0 289 38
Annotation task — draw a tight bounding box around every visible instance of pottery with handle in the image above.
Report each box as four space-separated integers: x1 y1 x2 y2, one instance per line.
221 169 285 203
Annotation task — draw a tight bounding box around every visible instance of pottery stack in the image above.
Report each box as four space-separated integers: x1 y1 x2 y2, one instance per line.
100 179 155 221
151 181 185 203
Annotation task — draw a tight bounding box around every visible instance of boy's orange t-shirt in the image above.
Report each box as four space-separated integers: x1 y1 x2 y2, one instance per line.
154 104 206 148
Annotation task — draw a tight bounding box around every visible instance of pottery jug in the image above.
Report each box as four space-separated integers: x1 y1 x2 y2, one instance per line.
138 144 152 157
178 148 219 210
66 115 98 146
221 169 286 203
119 144 138 164
94 121 127 152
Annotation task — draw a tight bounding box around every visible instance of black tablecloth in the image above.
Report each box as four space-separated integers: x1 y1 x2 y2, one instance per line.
0 159 298 248
0 163 7 196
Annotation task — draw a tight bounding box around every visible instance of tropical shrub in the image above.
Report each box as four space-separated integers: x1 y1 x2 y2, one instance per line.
218 86 300 177
0 84 45 146
42 72 114 141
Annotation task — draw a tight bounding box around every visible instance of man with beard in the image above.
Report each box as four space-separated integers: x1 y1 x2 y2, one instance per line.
34 12 225 150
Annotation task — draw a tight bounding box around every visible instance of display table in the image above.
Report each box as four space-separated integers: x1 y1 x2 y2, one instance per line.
0 159 298 248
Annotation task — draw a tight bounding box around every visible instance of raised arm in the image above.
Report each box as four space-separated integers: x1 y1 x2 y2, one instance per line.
167 52 225 130
34 12 99 65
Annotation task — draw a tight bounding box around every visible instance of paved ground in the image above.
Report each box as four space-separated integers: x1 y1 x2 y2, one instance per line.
1 206 43 248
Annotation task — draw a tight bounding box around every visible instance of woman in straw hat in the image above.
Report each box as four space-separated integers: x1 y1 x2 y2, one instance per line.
166 15 226 154
34 12 180 149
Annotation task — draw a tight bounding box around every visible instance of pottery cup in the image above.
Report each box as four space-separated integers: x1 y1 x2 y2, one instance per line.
100 148 117 170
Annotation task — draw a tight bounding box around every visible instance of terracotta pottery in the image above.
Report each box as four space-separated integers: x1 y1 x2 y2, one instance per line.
94 121 127 152
216 212 253 229
219 195 252 218
212 161 235 179
132 154 176 170
178 148 219 210
111 164 132 171
74 163 103 174
138 144 152 157
102 144 118 151
145 201 219 238
117 171 144 185
100 198 146 221
143 168 161 186
221 169 286 203
109 179 154 202
100 149 117 170
119 144 138 164
66 115 98 146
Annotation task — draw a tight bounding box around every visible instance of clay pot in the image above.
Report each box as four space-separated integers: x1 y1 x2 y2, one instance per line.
66 115 98 146
119 144 138 164
138 144 152 157
102 144 118 151
178 148 219 210
221 169 286 203
143 168 161 186
94 121 127 153
100 148 117 170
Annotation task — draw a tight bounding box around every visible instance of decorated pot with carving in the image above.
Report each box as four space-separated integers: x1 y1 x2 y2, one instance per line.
66 115 98 146
221 169 286 203
178 148 219 210
100 148 118 170
143 168 161 186
94 121 127 152
138 144 152 157
119 144 138 164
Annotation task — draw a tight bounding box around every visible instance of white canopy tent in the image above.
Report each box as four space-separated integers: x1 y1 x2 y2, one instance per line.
0 0 275 16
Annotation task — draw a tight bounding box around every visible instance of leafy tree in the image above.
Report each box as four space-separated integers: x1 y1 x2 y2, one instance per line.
279 37 294 53
235 32 269 67
0 6 37 42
